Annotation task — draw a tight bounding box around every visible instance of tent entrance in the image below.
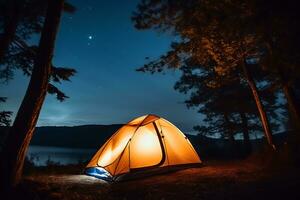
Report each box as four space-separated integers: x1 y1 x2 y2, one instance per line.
129 122 166 170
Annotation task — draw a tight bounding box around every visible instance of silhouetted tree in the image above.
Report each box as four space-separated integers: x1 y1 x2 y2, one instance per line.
132 0 277 148
0 0 70 189
0 0 75 64
0 97 12 126
0 0 21 62
0 0 45 63
255 0 300 127
175 62 281 154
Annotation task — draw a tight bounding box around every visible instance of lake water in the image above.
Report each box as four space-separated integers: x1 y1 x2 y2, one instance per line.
27 145 96 166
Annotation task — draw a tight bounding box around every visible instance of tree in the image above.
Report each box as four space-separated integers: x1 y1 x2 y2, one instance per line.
0 0 46 63
0 0 68 189
132 0 276 148
0 0 21 62
0 0 75 64
255 0 300 127
0 97 12 126
175 61 281 154
0 0 75 95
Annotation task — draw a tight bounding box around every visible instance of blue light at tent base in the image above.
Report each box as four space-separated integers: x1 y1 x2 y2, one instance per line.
85 167 112 181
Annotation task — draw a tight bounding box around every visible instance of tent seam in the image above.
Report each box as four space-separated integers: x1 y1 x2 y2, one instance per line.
112 140 130 176
158 120 169 166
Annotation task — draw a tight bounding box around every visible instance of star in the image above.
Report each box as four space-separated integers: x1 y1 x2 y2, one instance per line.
87 35 93 46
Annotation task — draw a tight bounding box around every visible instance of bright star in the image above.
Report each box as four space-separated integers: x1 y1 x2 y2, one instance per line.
88 35 93 40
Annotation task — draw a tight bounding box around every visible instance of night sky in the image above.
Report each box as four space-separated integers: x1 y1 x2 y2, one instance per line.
1 0 202 133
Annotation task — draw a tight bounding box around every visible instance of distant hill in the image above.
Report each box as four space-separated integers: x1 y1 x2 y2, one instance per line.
0 125 203 149
0 125 288 160
31 125 123 148
191 133 287 160
0 124 122 149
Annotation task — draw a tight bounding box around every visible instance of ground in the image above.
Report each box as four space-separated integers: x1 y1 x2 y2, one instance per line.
11 160 300 200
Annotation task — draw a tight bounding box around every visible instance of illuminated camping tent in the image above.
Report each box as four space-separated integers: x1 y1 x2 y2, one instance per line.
85 114 201 181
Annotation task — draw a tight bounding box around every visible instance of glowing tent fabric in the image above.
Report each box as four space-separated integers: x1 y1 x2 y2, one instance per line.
85 114 201 181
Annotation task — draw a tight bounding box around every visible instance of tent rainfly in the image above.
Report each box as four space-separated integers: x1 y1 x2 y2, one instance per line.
85 114 201 181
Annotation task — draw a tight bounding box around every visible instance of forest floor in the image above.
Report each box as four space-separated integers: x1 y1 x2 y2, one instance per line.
7 159 300 200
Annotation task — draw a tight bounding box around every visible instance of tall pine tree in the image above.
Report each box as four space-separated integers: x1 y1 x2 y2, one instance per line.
0 0 75 189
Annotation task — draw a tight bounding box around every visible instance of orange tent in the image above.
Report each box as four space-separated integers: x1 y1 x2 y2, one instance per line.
85 114 201 181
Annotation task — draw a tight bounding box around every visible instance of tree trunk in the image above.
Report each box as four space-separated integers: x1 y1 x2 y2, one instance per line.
223 113 237 158
0 0 20 62
224 113 235 142
0 0 64 189
265 23 300 129
276 67 300 165
240 112 251 154
277 67 300 128
241 61 275 149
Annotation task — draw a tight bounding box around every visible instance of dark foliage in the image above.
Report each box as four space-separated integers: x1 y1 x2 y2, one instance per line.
0 0 76 101
132 0 288 148
0 97 12 126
